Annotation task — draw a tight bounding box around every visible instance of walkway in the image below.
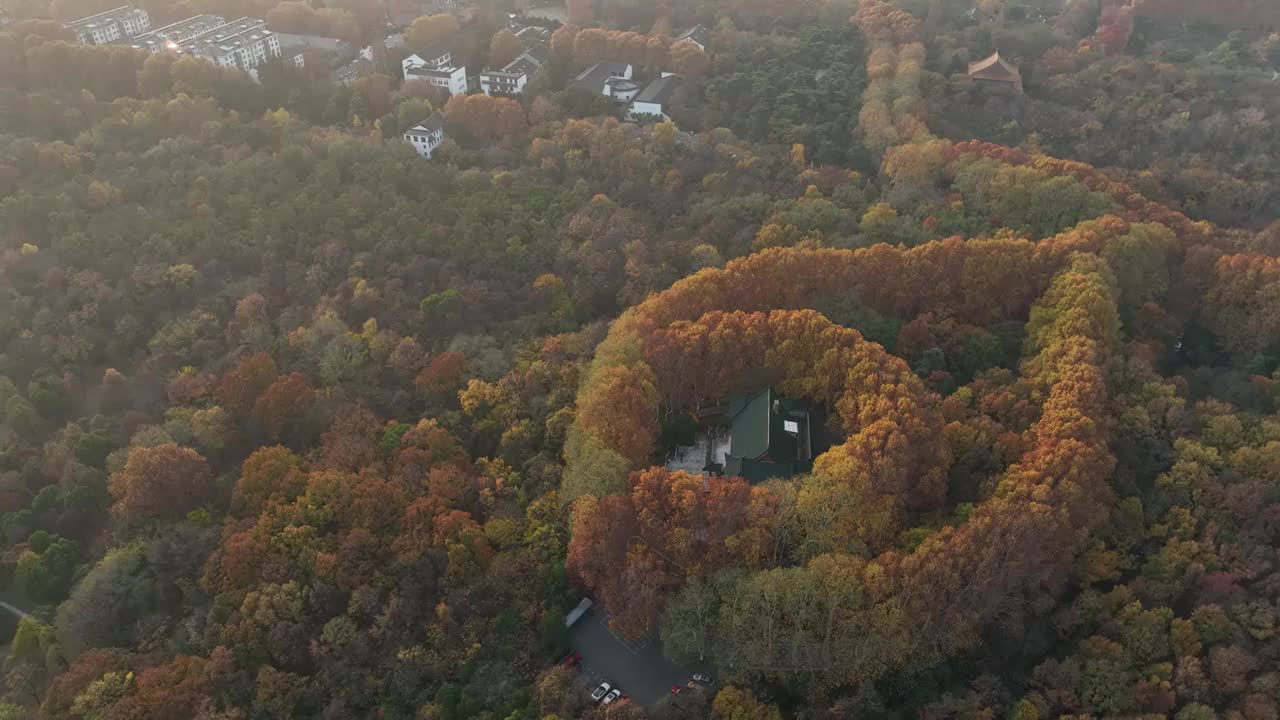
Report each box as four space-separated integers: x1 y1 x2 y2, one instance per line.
0 602 30 620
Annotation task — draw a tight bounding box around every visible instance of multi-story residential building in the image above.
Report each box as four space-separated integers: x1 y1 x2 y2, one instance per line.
402 46 467 96
479 46 547 96
178 18 281 72
66 5 151 45
130 14 226 53
403 113 446 158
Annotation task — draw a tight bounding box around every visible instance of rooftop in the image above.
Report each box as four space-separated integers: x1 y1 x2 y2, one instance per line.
410 44 452 65
571 62 631 93
633 74 683 106
274 31 351 54
968 51 1021 83
180 18 274 56
677 24 709 48
131 14 225 50
514 25 550 47
66 5 145 29
605 76 640 91
136 14 224 39
522 44 549 65
491 48 547 77
409 113 445 134
406 64 459 79
724 387 817 483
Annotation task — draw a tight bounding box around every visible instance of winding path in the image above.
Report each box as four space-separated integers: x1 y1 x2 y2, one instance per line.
0 601 31 620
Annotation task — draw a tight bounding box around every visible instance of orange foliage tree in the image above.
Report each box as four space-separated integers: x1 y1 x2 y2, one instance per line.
567 469 775 639
216 352 278 417
444 94 527 140
109 443 214 528
1193 251 1280 359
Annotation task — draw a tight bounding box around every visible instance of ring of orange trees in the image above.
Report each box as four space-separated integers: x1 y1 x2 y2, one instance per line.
564 241 1120 683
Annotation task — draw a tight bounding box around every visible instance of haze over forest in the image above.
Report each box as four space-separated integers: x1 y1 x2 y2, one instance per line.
1 0 1280 718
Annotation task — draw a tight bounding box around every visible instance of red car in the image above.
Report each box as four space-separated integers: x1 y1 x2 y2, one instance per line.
670 685 683 695
560 653 582 667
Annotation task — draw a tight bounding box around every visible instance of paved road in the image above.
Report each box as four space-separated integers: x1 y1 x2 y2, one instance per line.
569 608 696 706
0 602 30 620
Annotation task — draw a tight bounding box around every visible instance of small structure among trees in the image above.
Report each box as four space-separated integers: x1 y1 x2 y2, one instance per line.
722 387 818 482
967 51 1022 92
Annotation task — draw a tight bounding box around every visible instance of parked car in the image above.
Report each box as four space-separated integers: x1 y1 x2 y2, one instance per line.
692 673 712 684
602 688 622 704
560 653 582 667
670 685 683 695
591 682 612 702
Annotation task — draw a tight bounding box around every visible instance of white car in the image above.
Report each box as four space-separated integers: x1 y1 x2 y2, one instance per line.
591 682 611 702
602 688 622 704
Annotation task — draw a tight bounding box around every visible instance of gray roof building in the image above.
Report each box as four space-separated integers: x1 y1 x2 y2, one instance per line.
571 62 633 95
504 51 544 77
514 25 551 47
411 113 445 134
722 387 817 483
676 24 709 51
632 74 683 107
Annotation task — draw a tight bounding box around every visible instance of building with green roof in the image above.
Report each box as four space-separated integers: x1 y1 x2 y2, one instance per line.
723 387 817 483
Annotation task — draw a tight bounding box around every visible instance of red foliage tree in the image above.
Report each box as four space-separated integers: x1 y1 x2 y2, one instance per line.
109 444 214 527
216 352 279 417
1095 4 1135 55
106 655 212 720
415 351 467 396
251 372 317 443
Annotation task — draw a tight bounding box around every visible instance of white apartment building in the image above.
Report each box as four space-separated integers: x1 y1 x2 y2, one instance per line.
480 46 547 96
66 5 151 45
178 18 282 72
131 14 226 53
402 46 467 96
404 114 446 159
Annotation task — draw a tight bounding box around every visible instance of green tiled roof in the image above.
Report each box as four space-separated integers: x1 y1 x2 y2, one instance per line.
728 387 772 460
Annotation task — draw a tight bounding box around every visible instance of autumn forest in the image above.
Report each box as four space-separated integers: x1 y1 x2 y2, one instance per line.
1 0 1279 718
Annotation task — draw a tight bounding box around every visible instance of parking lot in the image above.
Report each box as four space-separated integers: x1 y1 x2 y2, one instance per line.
568 607 703 706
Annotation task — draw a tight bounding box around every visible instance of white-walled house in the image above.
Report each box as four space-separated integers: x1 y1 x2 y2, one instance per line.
604 75 641 103
571 62 636 102
404 114 446 158
403 46 467 96
629 73 683 121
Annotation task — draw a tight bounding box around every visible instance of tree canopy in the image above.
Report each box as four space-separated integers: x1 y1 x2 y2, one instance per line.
0 0 1277 718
